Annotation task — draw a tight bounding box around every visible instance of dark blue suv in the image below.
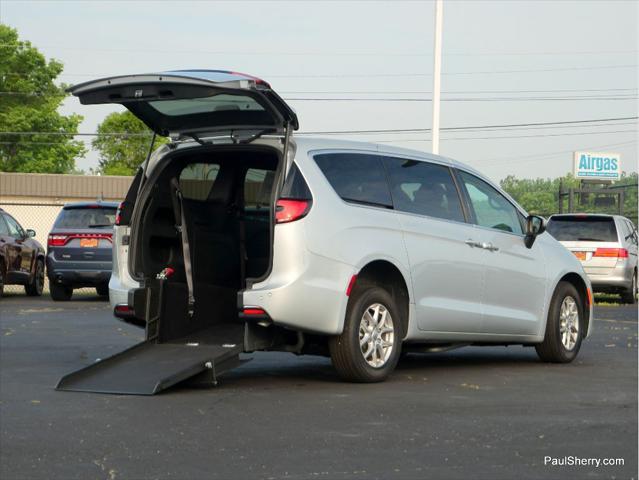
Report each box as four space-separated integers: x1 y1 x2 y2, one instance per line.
47 202 118 301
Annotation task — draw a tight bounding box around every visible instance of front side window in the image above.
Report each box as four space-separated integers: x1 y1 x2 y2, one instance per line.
0 215 9 236
459 171 523 234
4 214 24 237
384 157 465 222
314 152 392 208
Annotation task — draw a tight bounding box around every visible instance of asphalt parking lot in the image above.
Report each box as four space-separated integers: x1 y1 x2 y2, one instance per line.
0 293 637 480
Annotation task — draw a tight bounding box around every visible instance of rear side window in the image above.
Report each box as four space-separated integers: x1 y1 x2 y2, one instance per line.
0 215 9 235
281 163 311 200
384 157 465 222
244 168 275 209
314 153 392 208
55 207 117 229
179 163 220 201
546 217 618 242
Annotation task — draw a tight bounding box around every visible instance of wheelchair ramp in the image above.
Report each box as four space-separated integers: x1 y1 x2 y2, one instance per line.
56 340 242 395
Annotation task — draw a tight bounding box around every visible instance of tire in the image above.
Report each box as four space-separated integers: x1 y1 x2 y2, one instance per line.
96 283 109 297
620 272 637 305
0 260 5 299
535 281 584 363
329 286 402 382
50 283 72 301
25 259 45 297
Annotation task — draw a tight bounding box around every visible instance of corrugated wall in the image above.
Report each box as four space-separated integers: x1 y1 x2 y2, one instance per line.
0 172 134 201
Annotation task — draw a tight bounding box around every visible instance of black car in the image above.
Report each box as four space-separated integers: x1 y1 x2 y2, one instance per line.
0 208 46 298
47 201 118 301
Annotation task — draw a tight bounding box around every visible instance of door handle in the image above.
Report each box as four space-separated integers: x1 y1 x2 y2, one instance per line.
481 242 499 252
465 239 482 248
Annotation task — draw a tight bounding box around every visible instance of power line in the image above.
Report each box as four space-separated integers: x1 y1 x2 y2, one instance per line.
298 116 639 135
283 96 638 102
374 129 637 142
5 64 637 79
1 42 636 57
0 116 636 138
3 129 636 146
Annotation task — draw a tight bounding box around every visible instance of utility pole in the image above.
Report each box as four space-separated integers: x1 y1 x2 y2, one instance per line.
431 0 443 155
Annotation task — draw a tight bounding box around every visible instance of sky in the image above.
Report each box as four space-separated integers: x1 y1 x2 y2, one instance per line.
1 0 637 182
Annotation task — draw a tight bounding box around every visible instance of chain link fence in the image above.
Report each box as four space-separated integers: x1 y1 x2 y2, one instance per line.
1 202 102 298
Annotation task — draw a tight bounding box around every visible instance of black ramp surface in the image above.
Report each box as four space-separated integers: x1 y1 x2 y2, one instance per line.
56 341 241 395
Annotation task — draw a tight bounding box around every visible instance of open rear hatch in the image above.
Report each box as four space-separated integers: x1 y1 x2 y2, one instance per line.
57 70 297 395
68 70 298 137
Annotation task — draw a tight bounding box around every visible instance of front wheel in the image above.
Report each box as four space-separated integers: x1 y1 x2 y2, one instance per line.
535 281 584 363
25 259 45 297
329 286 401 382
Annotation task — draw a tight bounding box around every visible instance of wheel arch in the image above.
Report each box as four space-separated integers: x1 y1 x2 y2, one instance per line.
552 272 591 337
351 259 411 339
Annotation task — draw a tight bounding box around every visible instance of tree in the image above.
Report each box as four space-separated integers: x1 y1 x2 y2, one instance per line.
0 24 85 173
501 171 638 225
92 111 167 176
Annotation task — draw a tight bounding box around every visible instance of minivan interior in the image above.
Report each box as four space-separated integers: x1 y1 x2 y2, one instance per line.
131 146 280 344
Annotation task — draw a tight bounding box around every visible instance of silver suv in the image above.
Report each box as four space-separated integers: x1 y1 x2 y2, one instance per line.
547 214 638 303
69 70 593 384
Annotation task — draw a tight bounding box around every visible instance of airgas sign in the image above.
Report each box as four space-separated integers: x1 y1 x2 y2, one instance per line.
573 151 621 181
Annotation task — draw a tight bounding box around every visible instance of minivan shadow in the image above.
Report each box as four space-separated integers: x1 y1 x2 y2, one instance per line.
171 348 543 392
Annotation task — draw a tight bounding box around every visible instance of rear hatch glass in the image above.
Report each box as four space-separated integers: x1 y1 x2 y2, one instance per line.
54 207 117 229
546 216 618 242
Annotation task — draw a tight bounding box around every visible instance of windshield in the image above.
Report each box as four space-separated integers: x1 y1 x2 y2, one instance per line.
546 216 618 242
54 207 117 229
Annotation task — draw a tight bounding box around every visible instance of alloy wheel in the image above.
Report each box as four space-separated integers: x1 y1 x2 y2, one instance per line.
359 303 395 368
559 296 579 351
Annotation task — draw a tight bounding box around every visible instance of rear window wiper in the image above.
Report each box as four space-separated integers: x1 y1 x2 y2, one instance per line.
88 224 113 228
576 237 603 241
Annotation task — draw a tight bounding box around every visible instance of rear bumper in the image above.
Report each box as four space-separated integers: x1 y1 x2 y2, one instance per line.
46 254 111 287
587 263 634 292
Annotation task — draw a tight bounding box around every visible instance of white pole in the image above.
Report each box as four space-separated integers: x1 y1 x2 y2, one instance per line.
431 0 443 155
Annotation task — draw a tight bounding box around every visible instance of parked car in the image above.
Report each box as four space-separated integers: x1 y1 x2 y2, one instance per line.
547 214 638 303
0 208 45 298
46 201 118 301
70 70 594 384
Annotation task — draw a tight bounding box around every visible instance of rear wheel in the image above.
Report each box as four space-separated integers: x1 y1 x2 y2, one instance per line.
50 283 72 301
25 259 44 296
96 283 109 297
620 272 637 304
329 286 401 382
535 281 584 363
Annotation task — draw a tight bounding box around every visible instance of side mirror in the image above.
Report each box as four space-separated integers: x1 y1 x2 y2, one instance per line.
524 215 546 249
26 229 36 238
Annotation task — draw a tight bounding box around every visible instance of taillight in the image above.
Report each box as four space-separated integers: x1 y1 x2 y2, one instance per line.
275 199 311 224
47 232 112 247
48 234 68 247
242 308 267 316
115 202 124 226
594 247 628 258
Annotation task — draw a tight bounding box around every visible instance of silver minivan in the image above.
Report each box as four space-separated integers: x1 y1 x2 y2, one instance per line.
67 70 594 386
547 214 637 303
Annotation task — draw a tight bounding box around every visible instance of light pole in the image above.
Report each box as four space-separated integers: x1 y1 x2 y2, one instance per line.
431 0 443 155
